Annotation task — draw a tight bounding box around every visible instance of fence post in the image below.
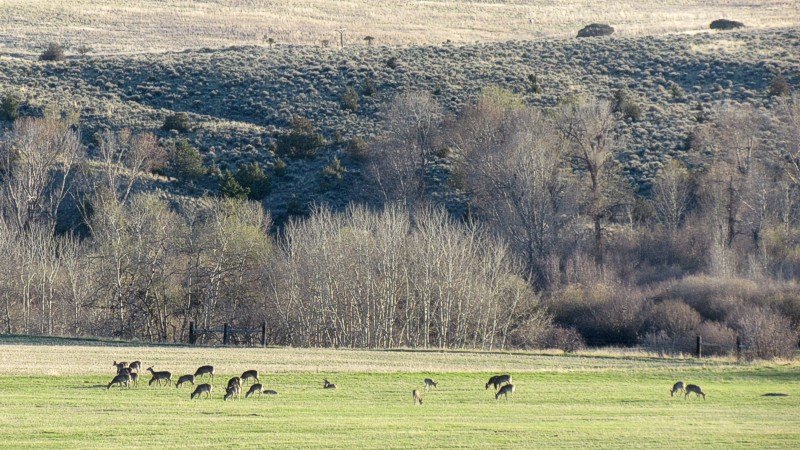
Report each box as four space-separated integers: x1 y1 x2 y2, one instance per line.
223 323 230 345
736 336 742 362
696 335 702 358
189 321 196 345
260 321 267 347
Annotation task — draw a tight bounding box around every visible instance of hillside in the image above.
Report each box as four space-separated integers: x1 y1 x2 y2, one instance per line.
1 27 798 219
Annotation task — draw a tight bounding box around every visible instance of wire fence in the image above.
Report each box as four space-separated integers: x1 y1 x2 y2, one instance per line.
188 322 267 347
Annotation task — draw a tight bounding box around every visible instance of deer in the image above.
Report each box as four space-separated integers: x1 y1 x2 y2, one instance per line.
241 370 259 385
191 383 213 399
129 371 139 387
423 378 437 390
412 389 423 405
147 367 173 387
245 383 264 398
485 374 512 391
227 377 242 392
113 361 128 375
323 379 337 389
128 361 141 373
194 365 214 381
671 381 685 397
108 373 132 389
685 384 706 400
176 374 195 388
224 384 242 401
496 383 515 400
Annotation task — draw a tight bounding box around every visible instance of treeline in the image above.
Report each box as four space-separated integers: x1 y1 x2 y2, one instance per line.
0 92 799 359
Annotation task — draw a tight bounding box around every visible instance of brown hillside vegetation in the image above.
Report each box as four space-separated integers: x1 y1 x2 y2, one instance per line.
0 0 797 53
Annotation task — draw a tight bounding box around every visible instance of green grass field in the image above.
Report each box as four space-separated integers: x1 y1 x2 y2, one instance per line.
0 338 798 448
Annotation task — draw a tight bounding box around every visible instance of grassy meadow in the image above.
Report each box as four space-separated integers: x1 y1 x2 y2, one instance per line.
0 338 798 448
0 0 797 54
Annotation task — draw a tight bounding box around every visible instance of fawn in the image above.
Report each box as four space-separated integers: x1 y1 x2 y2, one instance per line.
147 367 173 387
495 383 515 400
107 373 131 389
685 384 706 400
423 378 437 390
176 374 195 388
485 374 512 390
671 381 685 397
191 384 213 399
412 389 423 405
194 365 214 381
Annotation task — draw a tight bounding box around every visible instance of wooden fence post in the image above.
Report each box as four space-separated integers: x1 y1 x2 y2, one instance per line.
223 323 230 345
695 336 702 358
189 321 196 345
260 321 267 347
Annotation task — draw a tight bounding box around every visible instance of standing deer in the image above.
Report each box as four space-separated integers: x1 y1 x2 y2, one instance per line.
108 373 131 389
194 365 214 381
323 379 337 389
485 374 512 391
176 374 195 388
412 389 423 405
245 383 264 398
224 384 242 401
495 384 515 400
241 370 259 385
147 367 173 387
191 384 213 399
113 361 128 374
685 384 706 400
128 361 141 373
423 378 437 390
129 371 139 387
671 381 685 397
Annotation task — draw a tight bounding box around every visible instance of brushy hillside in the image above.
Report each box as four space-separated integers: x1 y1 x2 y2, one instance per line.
0 0 796 53
0 339 798 448
1 28 797 217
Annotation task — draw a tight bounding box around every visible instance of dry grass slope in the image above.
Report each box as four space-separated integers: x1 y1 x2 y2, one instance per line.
0 0 797 54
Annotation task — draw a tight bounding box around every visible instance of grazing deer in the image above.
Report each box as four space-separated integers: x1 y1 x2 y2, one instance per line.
241 370 259 385
129 371 139 387
227 377 242 392
685 384 706 400
113 361 128 374
245 383 264 398
423 378 437 390
412 389 423 405
495 383 515 400
191 384 213 399
264 389 278 395
224 384 242 401
194 365 214 381
128 361 141 373
323 379 337 389
485 374 512 391
147 367 173 387
671 381 685 397
108 373 131 389
176 374 195 388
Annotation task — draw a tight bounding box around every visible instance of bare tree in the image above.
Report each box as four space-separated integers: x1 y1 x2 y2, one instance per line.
650 159 692 230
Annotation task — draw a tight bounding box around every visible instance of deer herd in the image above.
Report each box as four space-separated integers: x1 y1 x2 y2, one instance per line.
108 361 707 404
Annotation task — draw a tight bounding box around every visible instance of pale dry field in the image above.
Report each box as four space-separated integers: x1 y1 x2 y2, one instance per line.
0 0 797 54
0 336 764 376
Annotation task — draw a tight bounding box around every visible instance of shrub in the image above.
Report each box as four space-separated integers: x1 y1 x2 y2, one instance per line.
39 43 65 61
320 157 347 190
577 24 614 38
646 300 702 337
527 74 543 94
612 90 642 121
235 162 270 200
508 309 553 349
341 86 359 113
162 112 191 133
768 75 791 97
220 170 249 200
345 137 369 160
273 157 287 177
710 19 745 30
362 78 378 97
167 139 205 182
732 306 798 360
695 321 736 357
545 326 586 352
386 56 399 70
0 93 20 121
276 116 325 158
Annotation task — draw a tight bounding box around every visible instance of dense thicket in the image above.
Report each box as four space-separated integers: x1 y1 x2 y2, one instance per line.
0 91 798 359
